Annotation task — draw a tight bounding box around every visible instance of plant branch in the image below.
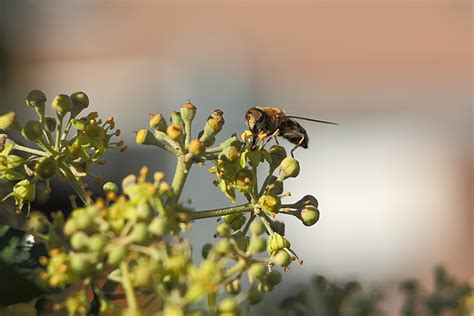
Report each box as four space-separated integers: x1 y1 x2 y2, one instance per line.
58 161 90 204
169 157 192 203
189 203 254 220
12 144 48 157
120 262 138 310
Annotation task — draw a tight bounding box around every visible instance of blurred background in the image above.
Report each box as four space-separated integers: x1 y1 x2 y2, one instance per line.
0 1 472 314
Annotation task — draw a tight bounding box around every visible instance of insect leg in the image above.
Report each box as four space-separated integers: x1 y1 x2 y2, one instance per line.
290 134 306 158
272 129 280 145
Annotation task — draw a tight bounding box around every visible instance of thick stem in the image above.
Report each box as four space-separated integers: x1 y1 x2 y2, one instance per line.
12 144 47 157
184 121 192 147
170 157 192 202
189 203 254 220
58 161 90 204
120 262 138 310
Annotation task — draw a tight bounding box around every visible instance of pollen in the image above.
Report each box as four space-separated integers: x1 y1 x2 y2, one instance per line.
241 130 252 142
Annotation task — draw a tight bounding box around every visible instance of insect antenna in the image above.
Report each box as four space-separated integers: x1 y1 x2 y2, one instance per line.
286 116 338 125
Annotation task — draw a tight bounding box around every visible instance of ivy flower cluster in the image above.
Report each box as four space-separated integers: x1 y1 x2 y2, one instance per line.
0 90 124 214
17 99 322 315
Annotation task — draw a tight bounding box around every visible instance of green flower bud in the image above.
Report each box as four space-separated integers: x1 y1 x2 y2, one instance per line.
149 114 167 132
70 231 89 250
258 194 281 215
248 263 266 280
133 261 155 288
223 213 246 230
180 100 197 123
63 220 77 236
130 222 149 244
216 222 231 237
248 287 264 305
136 128 160 146
75 212 93 231
267 232 290 256
219 136 241 150
107 245 127 265
269 145 287 169
70 91 89 117
148 217 169 237
51 94 73 117
26 90 46 113
170 111 184 127
201 243 212 259
22 120 43 141
88 234 106 252
71 119 87 131
0 112 18 131
44 116 57 132
218 298 238 314
225 278 241 294
69 252 95 275
188 139 205 155
279 156 300 180
299 205 320 226
272 250 291 267
34 157 58 180
207 118 222 133
265 270 282 286
215 239 232 255
103 182 119 194
13 179 35 202
250 220 265 236
65 140 82 160
26 211 48 233
258 280 274 293
248 236 266 254
166 124 183 141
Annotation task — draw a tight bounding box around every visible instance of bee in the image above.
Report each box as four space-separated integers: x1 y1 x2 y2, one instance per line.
245 107 337 156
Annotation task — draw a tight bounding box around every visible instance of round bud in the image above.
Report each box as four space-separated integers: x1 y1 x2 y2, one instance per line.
0 112 17 131
44 116 57 132
258 280 274 293
272 250 291 267
180 100 197 123
267 232 291 256
248 237 266 254
107 245 127 265
69 252 95 275
70 231 89 250
70 91 89 117
51 94 73 117
248 263 266 280
215 239 232 255
133 263 154 288
279 157 300 180
207 118 222 132
225 278 241 294
22 120 43 141
265 270 282 286
26 211 48 233
75 212 93 231
269 145 287 169
149 114 167 132
63 220 77 236
248 287 264 305
34 157 58 180
216 223 231 238
166 124 183 141
88 234 106 252
201 243 212 259
170 111 184 127
26 90 46 110
300 206 320 226
103 182 119 194
250 220 266 236
218 298 238 314
188 139 205 155
148 217 169 237
131 222 149 244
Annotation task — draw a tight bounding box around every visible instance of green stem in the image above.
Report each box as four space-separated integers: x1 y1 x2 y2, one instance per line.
58 161 90 204
12 144 47 157
120 262 138 310
61 121 72 141
37 111 54 144
169 157 192 202
189 203 254 220
55 116 63 150
259 213 275 234
184 121 192 147
204 146 223 154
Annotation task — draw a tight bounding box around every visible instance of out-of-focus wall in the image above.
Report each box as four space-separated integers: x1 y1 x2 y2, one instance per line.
0 1 472 314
